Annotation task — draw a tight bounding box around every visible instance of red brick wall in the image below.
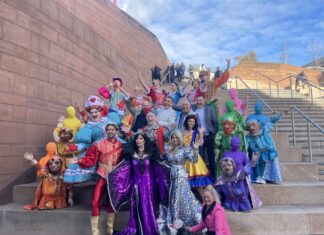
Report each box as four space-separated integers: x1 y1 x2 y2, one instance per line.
0 0 168 191
230 61 322 88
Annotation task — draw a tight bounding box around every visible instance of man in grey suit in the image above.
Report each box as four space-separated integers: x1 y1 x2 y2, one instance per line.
192 95 218 179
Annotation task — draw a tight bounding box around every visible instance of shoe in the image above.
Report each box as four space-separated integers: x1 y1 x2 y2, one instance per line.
255 178 266 184
23 204 36 210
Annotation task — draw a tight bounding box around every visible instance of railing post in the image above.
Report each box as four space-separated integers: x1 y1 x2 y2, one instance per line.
236 76 238 89
290 77 293 98
311 86 314 110
291 108 296 146
269 80 271 97
277 83 279 98
307 122 312 162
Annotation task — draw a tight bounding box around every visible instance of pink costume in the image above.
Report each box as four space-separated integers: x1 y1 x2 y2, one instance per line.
191 203 231 235
222 88 246 115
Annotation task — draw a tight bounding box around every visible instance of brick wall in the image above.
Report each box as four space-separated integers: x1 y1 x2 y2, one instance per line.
0 0 168 192
229 61 323 89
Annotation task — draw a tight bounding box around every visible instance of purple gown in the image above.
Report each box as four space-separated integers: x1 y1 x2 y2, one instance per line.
107 154 169 235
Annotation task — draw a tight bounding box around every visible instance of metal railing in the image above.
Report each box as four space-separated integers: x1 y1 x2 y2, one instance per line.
290 106 324 162
231 75 324 163
256 72 295 98
235 76 276 113
234 75 279 132
161 70 171 84
256 72 324 110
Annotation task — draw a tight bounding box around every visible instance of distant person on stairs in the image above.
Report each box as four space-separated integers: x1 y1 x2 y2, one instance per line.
295 71 307 96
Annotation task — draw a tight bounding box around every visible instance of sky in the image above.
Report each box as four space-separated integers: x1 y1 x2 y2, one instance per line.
117 0 324 70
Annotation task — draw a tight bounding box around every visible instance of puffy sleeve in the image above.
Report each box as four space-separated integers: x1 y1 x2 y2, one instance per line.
214 70 229 89
153 160 170 207
98 86 111 99
107 160 132 212
78 144 99 168
184 147 198 163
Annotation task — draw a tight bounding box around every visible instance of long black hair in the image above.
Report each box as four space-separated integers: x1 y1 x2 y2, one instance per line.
184 114 199 131
122 132 160 160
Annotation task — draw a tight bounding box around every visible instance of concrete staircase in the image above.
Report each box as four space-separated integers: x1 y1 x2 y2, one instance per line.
1 132 324 235
236 88 324 179
1 87 324 234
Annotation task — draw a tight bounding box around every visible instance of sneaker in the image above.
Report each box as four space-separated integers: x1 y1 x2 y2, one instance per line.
255 178 266 184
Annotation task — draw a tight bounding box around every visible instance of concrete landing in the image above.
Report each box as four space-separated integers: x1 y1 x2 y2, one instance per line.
1 203 324 235
254 181 324 205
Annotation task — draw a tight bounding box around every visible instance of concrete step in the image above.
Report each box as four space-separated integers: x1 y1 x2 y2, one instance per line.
228 204 324 235
1 203 324 235
272 132 290 147
277 146 302 163
280 163 318 181
254 181 324 205
14 169 319 208
0 203 129 235
13 182 97 206
302 156 324 163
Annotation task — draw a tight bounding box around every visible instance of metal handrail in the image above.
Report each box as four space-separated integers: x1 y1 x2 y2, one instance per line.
257 72 323 109
290 105 324 162
161 70 171 84
235 75 276 114
234 75 279 133
256 72 295 98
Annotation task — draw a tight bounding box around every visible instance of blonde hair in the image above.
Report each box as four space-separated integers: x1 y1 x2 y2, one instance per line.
204 185 221 204
170 130 184 148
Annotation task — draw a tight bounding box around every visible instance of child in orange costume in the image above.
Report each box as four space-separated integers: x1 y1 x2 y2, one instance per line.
23 142 66 210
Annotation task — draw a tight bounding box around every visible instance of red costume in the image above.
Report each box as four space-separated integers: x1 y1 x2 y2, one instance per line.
78 138 123 215
142 124 166 154
145 87 167 107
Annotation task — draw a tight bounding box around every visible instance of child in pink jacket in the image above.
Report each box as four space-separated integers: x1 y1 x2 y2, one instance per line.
186 185 231 235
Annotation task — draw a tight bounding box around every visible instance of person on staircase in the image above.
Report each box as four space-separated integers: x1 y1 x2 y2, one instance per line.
107 132 170 235
246 100 270 128
69 123 123 235
98 77 130 121
192 95 218 180
246 113 282 184
138 72 167 109
215 138 262 212
185 185 232 235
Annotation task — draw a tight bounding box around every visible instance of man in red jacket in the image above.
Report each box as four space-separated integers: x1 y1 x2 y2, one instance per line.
72 123 123 235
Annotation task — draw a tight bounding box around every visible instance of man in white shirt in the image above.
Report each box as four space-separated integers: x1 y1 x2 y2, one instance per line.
157 96 177 130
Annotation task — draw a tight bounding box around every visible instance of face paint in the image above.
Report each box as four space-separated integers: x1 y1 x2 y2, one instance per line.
248 121 260 136
222 120 236 135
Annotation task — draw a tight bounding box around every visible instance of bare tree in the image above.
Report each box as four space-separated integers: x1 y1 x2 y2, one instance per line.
281 41 289 64
308 40 322 68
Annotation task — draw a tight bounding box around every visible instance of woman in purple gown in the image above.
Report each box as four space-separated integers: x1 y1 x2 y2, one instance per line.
107 132 169 235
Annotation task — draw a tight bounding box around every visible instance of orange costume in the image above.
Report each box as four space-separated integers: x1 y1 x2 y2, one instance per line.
37 155 67 210
23 142 67 210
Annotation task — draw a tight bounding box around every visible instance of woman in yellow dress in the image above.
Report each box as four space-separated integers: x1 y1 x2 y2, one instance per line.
182 114 213 199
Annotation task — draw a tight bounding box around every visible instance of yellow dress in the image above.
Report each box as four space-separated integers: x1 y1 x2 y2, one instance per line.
183 131 213 187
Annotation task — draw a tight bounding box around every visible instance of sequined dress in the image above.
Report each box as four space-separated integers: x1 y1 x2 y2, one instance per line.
182 130 213 187
164 146 201 227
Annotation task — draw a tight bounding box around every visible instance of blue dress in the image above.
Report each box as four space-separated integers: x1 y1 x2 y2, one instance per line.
63 117 112 183
246 115 282 183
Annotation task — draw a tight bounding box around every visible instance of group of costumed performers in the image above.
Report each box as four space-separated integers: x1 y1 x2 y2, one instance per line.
21 59 285 235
